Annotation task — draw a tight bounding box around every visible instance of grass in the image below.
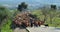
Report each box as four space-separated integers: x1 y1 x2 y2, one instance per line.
1 19 13 32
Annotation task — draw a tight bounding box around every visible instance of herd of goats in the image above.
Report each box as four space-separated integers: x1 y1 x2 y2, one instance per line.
12 12 48 28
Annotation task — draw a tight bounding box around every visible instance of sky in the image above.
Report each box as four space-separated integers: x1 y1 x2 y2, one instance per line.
0 0 60 8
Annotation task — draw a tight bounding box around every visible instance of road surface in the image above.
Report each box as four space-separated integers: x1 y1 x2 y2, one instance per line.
13 28 28 32
27 27 60 32
13 26 60 32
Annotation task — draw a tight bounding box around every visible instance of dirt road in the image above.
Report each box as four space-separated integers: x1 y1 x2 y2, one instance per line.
13 28 28 32
27 27 60 32
13 26 60 32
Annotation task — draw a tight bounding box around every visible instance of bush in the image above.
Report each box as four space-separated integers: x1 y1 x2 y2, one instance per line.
1 19 13 32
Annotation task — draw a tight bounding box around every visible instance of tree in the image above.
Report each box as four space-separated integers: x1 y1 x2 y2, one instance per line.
49 5 57 24
51 5 56 10
41 5 57 24
17 2 28 12
0 6 7 24
0 6 9 31
41 5 49 22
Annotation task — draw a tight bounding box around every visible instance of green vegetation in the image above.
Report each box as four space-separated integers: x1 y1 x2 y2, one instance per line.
1 19 13 32
32 10 60 27
0 3 60 32
1 9 60 32
0 6 19 32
